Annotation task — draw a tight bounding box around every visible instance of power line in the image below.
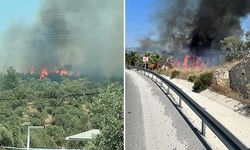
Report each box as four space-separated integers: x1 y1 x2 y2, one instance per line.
40 10 122 19
0 89 120 108
25 32 122 40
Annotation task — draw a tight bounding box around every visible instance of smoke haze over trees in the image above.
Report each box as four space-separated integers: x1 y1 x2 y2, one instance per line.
0 0 123 79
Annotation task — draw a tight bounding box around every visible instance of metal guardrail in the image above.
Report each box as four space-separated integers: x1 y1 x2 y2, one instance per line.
131 66 248 150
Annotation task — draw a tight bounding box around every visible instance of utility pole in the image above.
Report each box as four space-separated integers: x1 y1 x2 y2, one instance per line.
27 126 45 150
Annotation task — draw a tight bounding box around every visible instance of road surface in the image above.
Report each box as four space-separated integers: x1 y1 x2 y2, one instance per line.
125 69 206 150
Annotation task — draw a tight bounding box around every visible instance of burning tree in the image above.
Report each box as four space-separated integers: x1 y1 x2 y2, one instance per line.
27 66 70 79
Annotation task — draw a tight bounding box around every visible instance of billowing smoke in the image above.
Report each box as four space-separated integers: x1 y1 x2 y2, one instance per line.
0 0 123 79
139 37 160 51
150 0 250 55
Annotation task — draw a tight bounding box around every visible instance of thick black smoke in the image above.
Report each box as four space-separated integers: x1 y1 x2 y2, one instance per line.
0 0 123 79
153 0 250 54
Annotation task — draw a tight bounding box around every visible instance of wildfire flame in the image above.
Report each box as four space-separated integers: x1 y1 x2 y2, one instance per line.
173 54 207 70
183 55 189 68
40 67 49 79
56 68 68 76
60 69 69 76
27 66 69 79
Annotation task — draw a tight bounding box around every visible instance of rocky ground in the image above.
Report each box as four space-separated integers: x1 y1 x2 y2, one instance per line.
229 54 250 99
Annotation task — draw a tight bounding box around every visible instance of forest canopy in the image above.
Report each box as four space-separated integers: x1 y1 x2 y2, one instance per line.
0 67 123 149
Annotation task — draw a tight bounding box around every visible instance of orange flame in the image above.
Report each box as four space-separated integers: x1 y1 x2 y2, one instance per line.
40 67 49 79
183 55 189 69
181 55 206 69
59 69 68 76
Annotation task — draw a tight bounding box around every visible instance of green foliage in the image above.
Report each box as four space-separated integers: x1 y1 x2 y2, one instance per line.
30 130 56 148
170 70 180 79
0 66 123 149
0 124 14 146
149 54 162 65
220 35 249 62
125 51 140 66
188 74 197 82
45 125 65 146
86 84 123 150
193 72 213 92
53 106 89 133
6 125 24 147
2 66 20 90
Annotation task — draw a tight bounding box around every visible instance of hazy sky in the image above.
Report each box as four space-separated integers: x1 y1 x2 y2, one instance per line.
0 0 41 34
126 0 250 47
0 0 123 79
1 1 250 49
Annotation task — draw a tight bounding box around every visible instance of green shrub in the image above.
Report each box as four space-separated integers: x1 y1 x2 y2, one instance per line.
170 70 180 79
193 72 213 92
188 74 197 82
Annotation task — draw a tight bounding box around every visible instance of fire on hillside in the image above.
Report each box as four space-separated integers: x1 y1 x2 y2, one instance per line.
173 55 207 69
27 66 69 79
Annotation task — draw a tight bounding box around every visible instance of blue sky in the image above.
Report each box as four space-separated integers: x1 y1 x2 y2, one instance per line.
126 0 250 48
241 15 250 33
0 0 41 34
126 0 156 48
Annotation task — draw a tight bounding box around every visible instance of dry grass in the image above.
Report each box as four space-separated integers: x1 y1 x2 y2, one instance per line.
210 82 250 105
160 66 216 80
44 114 53 125
159 64 250 105
27 102 38 113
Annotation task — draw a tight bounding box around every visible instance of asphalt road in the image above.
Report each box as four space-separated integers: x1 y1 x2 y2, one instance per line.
125 69 206 150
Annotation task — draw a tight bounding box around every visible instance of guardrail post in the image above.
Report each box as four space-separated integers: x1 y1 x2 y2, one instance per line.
166 86 170 94
179 96 182 108
202 120 206 136
201 107 206 136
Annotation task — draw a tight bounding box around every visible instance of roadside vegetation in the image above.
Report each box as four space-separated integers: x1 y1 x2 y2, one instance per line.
125 51 162 69
187 74 197 83
125 31 250 103
193 72 213 92
0 67 123 149
170 70 180 79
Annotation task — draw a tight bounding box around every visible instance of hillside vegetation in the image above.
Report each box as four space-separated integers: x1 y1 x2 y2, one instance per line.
0 67 123 149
